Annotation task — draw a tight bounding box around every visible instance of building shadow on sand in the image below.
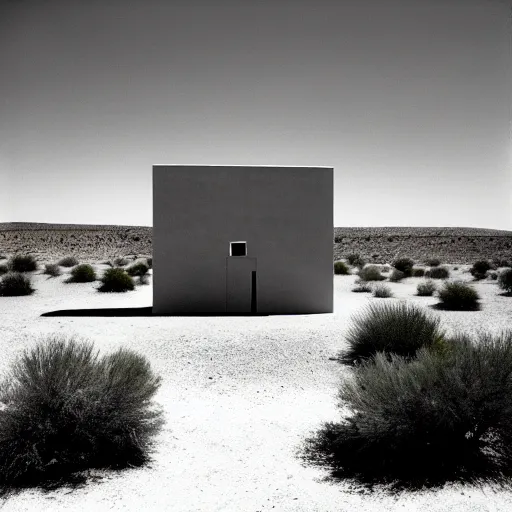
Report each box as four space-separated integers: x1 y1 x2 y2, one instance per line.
41 307 273 317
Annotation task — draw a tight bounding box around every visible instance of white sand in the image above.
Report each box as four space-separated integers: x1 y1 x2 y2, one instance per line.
0 264 511 511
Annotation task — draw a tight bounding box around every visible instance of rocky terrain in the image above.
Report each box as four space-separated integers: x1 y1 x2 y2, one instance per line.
0 223 152 262
0 223 511 264
333 226 512 264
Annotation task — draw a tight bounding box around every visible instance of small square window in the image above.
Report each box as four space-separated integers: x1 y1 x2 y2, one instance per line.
230 241 247 257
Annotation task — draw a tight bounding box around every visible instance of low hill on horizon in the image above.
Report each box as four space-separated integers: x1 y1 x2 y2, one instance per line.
1 222 511 264
1 222 511 237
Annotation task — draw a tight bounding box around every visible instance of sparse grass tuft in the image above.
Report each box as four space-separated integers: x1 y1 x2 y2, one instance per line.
389 269 405 282
0 334 164 490
58 256 79 267
66 264 96 283
98 268 134 293
340 301 444 365
146 257 152 269
334 261 350 275
126 262 149 278
437 281 480 311
372 284 393 298
351 281 373 293
358 265 386 282
417 280 437 296
0 272 35 296
425 266 450 279
8 255 37 273
43 264 61 277
392 258 414 277
0 264 8 276
470 260 491 280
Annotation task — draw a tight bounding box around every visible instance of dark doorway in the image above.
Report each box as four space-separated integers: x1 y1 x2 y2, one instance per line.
226 256 256 313
251 270 257 313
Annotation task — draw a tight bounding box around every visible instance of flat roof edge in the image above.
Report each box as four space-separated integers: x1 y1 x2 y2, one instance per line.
152 165 333 169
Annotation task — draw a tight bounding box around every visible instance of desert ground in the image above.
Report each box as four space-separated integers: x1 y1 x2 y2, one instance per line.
0 258 511 511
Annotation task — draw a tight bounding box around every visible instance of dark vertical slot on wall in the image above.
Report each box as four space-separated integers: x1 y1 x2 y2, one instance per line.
251 271 257 313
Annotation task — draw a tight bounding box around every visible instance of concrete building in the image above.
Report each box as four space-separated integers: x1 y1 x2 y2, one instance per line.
152 165 333 314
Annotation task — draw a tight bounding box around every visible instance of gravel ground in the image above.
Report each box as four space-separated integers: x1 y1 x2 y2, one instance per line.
0 264 511 511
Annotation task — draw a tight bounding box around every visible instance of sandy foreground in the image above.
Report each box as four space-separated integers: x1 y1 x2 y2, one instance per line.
0 264 512 511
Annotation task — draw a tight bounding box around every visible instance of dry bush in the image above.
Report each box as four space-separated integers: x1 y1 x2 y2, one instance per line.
98 268 134 293
0 335 164 490
334 261 350 275
0 272 35 296
43 264 61 277
66 264 96 283
8 255 37 273
437 281 480 311
305 330 512 490
340 301 444 365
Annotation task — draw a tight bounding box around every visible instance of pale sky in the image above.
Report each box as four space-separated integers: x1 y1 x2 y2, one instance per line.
1 0 510 229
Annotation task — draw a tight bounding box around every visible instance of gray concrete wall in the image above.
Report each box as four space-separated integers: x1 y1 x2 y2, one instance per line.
153 165 333 314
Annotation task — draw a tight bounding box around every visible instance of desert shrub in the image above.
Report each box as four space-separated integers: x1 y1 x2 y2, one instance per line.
437 281 480 311
43 263 61 277
66 264 96 283
0 255 6 260
372 284 393 298
389 269 405 282
126 262 149 277
351 281 373 293
8 254 37 273
358 265 385 282
453 266 459 270
0 272 35 297
417 280 437 296
392 258 414 277
58 256 79 267
498 268 512 294
346 253 365 268
425 266 450 279
305 330 512 488
0 334 164 489
470 260 491 280
426 258 441 267
146 257 152 269
113 257 129 267
340 301 444 365
98 268 135 293
334 261 350 275
411 268 425 277
487 270 498 280
0 264 8 276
